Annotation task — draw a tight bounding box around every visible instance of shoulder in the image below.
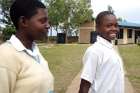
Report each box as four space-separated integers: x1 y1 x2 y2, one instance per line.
85 42 104 56
0 42 21 74
0 42 19 58
0 42 15 52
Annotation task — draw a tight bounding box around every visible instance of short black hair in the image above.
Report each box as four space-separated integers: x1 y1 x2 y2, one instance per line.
95 11 115 26
10 0 46 29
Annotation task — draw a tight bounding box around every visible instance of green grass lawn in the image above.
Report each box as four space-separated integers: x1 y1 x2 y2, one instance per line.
118 44 140 93
39 44 140 93
39 44 89 93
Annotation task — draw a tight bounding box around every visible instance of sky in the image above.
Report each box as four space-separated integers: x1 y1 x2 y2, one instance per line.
91 0 140 23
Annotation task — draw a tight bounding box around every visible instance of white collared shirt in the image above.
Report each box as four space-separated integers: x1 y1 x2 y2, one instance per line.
81 36 124 93
8 35 40 63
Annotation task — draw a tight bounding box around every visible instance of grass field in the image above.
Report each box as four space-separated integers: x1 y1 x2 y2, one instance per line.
118 44 140 93
39 44 89 93
39 44 140 93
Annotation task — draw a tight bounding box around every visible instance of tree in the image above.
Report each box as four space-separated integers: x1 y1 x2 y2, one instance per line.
0 0 16 40
2 25 15 41
118 17 123 22
45 0 93 42
107 5 114 13
0 0 14 26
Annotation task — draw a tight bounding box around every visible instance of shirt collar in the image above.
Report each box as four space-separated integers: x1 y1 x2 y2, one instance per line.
8 35 26 51
8 35 38 52
8 35 41 63
97 36 113 49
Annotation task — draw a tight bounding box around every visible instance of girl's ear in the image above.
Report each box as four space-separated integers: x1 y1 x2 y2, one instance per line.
19 16 28 27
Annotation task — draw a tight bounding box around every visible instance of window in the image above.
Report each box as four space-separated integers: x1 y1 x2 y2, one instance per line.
127 29 132 38
117 29 123 39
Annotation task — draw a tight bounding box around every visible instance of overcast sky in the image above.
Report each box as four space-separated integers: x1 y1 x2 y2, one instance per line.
91 0 140 23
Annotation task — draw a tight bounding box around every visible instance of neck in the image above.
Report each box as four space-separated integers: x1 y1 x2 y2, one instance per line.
15 30 33 50
99 35 111 42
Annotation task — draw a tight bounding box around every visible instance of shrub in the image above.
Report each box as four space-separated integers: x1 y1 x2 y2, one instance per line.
2 25 16 41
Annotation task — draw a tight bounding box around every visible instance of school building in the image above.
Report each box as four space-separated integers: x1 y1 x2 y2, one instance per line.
79 20 140 44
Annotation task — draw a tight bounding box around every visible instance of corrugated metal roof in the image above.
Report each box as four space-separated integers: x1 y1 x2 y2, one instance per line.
118 21 140 29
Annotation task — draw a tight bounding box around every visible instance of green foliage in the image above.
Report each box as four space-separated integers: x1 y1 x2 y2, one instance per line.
45 0 93 32
0 0 93 41
117 17 123 22
0 0 15 41
0 0 14 25
70 0 93 27
2 25 15 41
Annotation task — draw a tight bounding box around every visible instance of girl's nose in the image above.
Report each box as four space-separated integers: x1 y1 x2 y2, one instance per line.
46 21 50 29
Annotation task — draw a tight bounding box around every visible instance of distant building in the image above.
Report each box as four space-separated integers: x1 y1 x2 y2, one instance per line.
117 21 140 44
79 20 140 44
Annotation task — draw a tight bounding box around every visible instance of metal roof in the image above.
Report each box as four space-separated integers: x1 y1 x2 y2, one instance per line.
118 21 140 29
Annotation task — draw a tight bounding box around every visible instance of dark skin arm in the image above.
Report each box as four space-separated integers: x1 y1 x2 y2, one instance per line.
79 79 91 93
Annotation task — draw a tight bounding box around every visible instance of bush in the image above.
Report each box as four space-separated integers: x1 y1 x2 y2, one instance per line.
2 25 16 41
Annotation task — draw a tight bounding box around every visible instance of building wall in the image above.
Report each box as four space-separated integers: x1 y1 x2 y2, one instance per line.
79 21 95 43
128 29 135 43
117 39 124 44
117 28 136 44
79 28 92 43
123 28 128 44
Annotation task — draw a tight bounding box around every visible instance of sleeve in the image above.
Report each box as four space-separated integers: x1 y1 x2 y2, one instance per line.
81 48 99 84
0 67 17 93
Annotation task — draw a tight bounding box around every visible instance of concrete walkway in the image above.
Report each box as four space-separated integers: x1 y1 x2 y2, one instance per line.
66 46 134 93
